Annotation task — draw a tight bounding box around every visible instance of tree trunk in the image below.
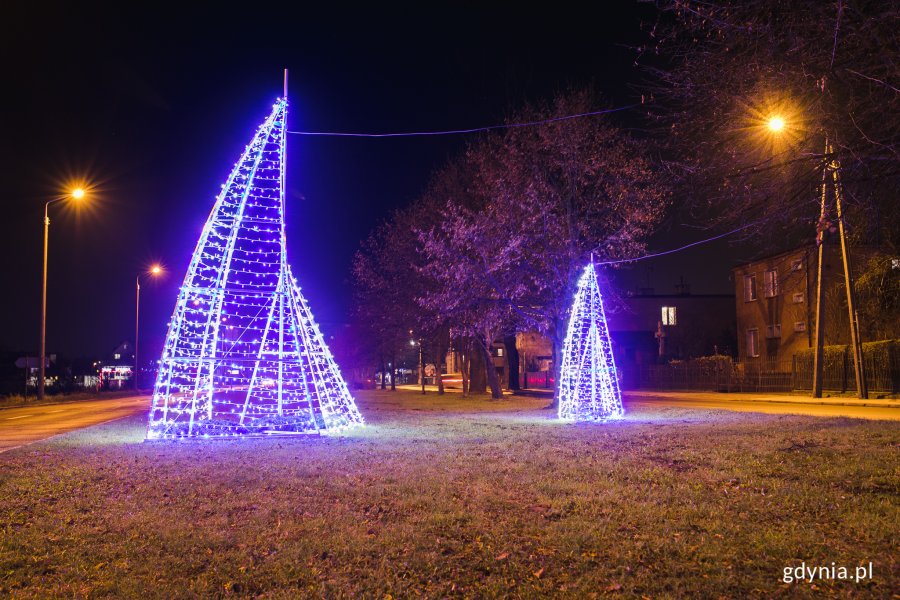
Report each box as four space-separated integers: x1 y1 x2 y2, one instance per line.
550 317 564 409
434 338 445 395
419 342 426 395
468 341 487 394
503 334 520 391
380 354 386 390
460 340 470 396
390 351 397 391
479 332 503 399
521 350 528 389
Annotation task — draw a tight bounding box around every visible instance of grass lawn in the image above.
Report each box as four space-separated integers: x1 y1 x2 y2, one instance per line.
1 390 897 598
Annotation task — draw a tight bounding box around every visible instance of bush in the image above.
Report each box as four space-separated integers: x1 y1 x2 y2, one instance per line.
794 339 900 362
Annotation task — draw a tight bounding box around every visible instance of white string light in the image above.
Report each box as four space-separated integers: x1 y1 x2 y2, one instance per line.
558 260 624 422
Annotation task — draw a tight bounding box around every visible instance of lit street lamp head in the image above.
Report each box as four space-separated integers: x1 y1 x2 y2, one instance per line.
71 187 85 200
767 116 785 132
150 265 162 275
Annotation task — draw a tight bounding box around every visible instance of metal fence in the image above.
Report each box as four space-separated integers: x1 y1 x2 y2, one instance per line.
627 354 900 394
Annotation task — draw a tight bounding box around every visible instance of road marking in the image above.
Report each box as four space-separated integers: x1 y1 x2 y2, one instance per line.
5 415 33 420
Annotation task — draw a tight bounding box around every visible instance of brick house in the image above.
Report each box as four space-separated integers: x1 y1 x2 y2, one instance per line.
731 244 876 363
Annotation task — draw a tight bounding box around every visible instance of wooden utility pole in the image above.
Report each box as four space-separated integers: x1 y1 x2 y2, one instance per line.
811 142 829 398
812 139 868 399
832 149 868 399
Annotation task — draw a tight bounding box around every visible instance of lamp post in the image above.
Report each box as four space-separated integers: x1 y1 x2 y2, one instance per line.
38 187 86 401
135 265 163 391
410 336 425 394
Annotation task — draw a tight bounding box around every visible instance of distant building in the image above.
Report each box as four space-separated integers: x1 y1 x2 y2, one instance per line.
501 284 736 389
731 244 878 363
607 287 736 367
100 341 134 390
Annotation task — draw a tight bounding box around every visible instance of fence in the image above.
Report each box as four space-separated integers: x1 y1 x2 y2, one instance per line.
628 353 899 394
523 371 554 389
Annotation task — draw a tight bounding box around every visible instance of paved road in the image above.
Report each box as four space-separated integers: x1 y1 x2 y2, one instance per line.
0 389 895 454
0 396 150 453
626 393 900 421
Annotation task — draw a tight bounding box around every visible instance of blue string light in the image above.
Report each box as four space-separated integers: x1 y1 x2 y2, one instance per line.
146 98 364 440
558 260 624 422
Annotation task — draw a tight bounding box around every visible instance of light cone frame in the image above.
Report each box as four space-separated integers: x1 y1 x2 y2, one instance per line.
557 262 624 422
147 99 364 439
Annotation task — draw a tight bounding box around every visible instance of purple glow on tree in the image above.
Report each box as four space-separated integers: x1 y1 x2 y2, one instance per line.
147 99 363 439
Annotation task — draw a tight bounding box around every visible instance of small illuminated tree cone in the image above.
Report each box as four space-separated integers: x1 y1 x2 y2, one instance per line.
557 261 624 422
147 99 364 439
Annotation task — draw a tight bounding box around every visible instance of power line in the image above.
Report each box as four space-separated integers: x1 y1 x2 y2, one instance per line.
287 105 639 138
593 221 759 267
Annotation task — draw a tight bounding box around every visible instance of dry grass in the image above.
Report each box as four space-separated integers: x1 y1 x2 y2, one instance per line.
0 390 897 598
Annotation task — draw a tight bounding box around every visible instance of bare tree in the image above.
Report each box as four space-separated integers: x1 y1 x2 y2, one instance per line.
469 88 670 405
639 0 899 247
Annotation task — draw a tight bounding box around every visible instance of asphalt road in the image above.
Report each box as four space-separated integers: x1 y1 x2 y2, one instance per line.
0 391 896 454
0 395 150 453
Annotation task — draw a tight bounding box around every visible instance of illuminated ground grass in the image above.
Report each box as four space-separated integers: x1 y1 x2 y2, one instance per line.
1 390 897 598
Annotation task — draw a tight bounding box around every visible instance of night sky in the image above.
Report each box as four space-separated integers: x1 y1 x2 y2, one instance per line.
1 3 739 362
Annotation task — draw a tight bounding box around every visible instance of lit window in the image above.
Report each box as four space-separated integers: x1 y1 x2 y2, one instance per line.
114 353 121 360
791 259 802 272
794 321 807 332
744 274 757 302
746 329 759 357
792 292 804 303
661 306 677 326
765 324 782 338
764 269 779 297
496 347 504 357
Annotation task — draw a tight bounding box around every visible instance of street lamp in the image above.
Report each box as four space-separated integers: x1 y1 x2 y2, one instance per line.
767 116 785 132
410 336 425 395
135 264 163 391
38 186 87 401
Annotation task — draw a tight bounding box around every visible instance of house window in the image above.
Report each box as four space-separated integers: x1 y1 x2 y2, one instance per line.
114 353 121 360
495 347 504 357
794 321 807 332
765 324 782 338
746 329 759 357
744 274 757 302
764 269 779 297
792 292 804 303
661 306 677 326
791 259 803 272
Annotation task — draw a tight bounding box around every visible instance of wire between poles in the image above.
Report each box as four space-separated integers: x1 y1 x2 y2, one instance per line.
287 105 639 138
593 221 760 267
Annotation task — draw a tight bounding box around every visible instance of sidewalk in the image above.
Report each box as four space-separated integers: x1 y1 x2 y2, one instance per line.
626 390 900 409
389 384 899 408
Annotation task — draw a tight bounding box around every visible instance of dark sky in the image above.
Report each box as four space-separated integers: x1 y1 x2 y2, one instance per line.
0 2 739 362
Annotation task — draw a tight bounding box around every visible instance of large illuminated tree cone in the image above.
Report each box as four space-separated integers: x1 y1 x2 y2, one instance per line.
557 261 624 422
147 98 364 439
